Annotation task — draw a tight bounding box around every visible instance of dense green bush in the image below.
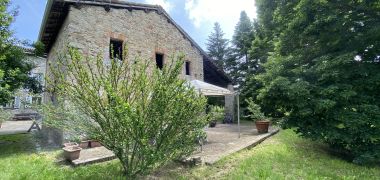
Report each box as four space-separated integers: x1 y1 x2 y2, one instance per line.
254 0 380 164
209 106 225 121
45 47 208 178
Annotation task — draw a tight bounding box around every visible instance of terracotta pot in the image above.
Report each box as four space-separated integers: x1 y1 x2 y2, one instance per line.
255 120 270 133
62 146 82 161
79 141 90 149
63 142 78 147
89 140 102 148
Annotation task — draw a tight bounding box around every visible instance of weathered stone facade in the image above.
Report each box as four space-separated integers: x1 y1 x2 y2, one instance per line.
47 5 204 81
42 1 234 122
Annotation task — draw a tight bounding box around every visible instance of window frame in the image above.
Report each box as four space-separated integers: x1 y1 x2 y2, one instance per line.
109 38 124 60
155 53 164 70
185 61 191 75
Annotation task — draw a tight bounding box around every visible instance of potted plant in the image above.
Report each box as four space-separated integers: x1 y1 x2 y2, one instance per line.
62 146 82 161
246 98 270 133
208 106 225 128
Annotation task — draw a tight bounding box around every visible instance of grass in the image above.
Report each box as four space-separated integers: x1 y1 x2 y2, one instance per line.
0 133 124 180
0 130 379 179
157 129 380 179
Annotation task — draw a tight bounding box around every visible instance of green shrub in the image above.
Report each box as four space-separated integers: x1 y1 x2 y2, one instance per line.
245 98 266 122
254 1 380 164
209 106 225 122
45 47 208 178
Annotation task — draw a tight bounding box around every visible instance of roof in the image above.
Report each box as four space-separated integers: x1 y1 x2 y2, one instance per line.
38 0 231 83
190 80 232 96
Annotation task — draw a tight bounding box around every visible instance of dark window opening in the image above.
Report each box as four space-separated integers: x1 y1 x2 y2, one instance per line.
110 39 123 60
185 61 191 75
156 53 164 69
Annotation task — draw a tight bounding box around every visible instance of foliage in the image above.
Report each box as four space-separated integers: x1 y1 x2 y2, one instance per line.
245 98 265 121
232 11 254 61
206 22 229 69
255 0 380 164
0 107 12 124
208 105 224 121
240 0 277 110
33 41 45 57
225 11 255 85
0 0 41 104
46 47 208 178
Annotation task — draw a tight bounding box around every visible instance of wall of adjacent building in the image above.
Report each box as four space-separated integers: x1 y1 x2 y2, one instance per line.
3 55 46 109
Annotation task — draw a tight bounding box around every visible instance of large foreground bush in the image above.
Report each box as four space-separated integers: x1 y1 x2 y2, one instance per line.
46 47 208 177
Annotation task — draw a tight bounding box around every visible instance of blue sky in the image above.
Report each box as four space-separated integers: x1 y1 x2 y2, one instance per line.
9 0 256 49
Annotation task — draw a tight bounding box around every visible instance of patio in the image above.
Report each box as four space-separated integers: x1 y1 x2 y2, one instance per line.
67 121 279 166
191 122 279 165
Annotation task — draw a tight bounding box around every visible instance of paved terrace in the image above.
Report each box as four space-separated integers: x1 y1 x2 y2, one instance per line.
66 121 279 166
191 122 279 165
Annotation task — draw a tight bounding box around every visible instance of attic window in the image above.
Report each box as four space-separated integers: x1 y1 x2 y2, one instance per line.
155 53 164 69
110 39 123 60
185 61 191 75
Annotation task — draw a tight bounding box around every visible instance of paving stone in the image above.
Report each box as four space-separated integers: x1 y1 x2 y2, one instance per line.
71 146 116 167
192 122 279 165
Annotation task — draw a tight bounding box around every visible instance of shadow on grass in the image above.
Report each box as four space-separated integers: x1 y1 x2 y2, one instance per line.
0 133 37 157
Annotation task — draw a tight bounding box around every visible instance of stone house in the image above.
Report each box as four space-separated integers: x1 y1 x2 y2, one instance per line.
39 0 234 117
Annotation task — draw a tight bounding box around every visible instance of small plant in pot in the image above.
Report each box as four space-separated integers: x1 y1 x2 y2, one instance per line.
208 106 225 128
246 98 270 133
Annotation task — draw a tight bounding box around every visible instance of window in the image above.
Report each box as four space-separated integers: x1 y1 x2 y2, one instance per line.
110 39 123 60
185 61 191 75
155 53 164 69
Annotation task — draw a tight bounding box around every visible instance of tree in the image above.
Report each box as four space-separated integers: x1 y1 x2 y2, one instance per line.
45 47 209 178
226 11 254 86
0 0 41 104
240 0 277 108
256 0 380 164
206 22 229 69
232 11 254 62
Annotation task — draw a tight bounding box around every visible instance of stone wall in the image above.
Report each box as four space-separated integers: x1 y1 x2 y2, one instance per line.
46 5 204 82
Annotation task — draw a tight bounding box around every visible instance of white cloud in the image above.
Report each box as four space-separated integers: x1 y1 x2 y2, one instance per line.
185 0 256 39
145 0 173 12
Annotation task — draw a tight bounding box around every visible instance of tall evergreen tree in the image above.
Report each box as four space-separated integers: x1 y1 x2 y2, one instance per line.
241 0 278 102
206 22 229 69
227 11 254 85
256 0 380 164
232 11 254 62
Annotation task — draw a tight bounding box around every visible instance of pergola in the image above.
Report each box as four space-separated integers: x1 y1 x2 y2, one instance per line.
189 80 241 138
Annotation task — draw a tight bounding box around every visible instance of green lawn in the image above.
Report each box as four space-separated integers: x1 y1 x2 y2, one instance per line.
0 130 379 179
